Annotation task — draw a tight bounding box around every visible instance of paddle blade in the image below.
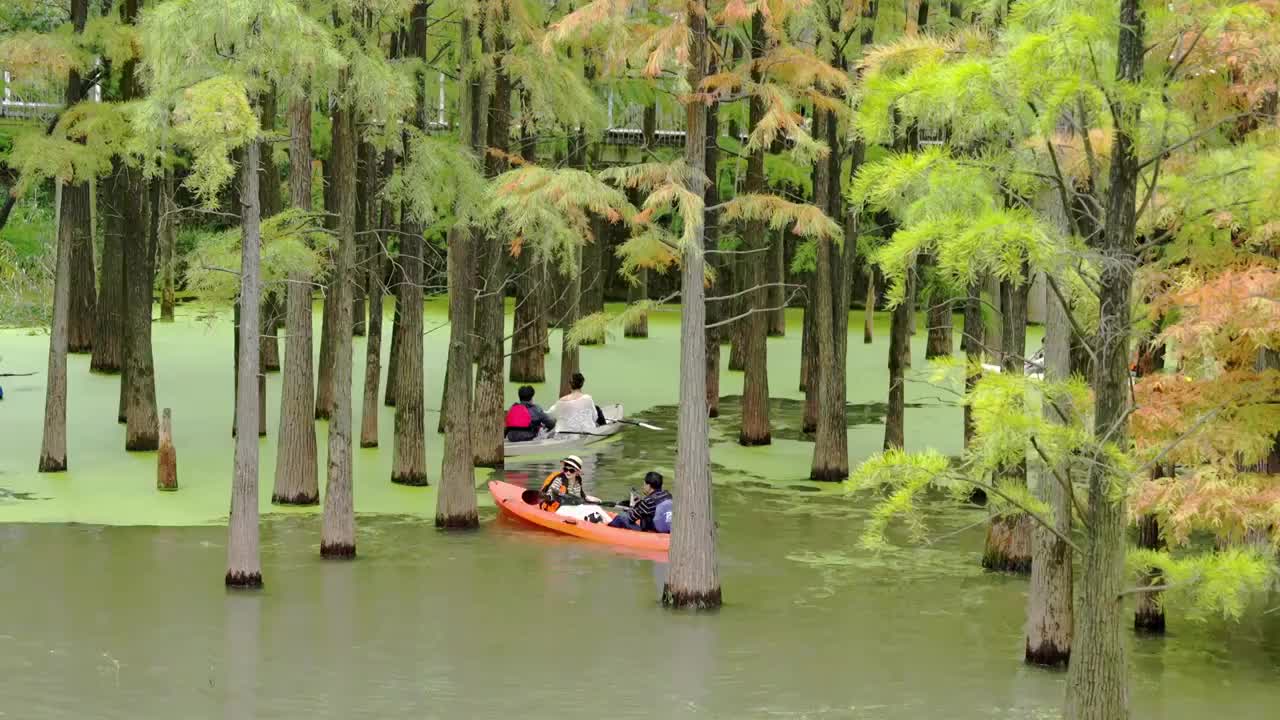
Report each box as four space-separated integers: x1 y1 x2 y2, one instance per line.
520 489 542 505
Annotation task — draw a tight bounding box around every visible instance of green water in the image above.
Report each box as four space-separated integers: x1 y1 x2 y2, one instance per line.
1 303 1277 718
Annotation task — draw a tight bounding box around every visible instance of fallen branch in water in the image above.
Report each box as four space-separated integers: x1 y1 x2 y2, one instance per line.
0 371 38 377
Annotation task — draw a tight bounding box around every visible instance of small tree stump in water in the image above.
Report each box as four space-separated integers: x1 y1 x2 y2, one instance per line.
157 408 177 491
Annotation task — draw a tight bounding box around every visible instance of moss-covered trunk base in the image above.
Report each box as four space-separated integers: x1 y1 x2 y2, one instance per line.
661 586 723 610
391 473 429 487
271 491 319 506
1025 638 1070 668
435 513 480 529
982 513 1033 573
225 572 264 589
319 543 356 559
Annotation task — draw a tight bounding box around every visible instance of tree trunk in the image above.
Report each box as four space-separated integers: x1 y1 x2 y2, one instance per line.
94 0 138 375
558 248 582 398
738 12 770 447
1025 278 1073 667
384 262 402 407
91 163 125 373
801 292 817 431
962 280 984 448
1133 510 1166 633
259 88 284 371
767 229 786 337
360 149 392 448
1064 4 1142 717
437 225 479 528
625 268 649 337
662 0 721 610
703 92 722 419
315 158 339 420
158 169 177 322
157 408 177 490
350 143 371 339
727 257 746 373
391 224 428 485
925 294 953 358
983 274 1031 573
321 89 358 560
884 286 911 451
863 270 875 343
578 213 605 346
38 179 82 473
271 90 319 506
472 21 512 470
226 138 264 589
1132 336 1168 634
122 163 158 451
509 248 546 382
811 96 855 481
68 181 96 353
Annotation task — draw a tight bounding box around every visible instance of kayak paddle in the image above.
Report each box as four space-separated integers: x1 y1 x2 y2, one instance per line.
611 418 664 431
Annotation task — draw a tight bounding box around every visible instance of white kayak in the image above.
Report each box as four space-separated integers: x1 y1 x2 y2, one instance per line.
503 403 626 458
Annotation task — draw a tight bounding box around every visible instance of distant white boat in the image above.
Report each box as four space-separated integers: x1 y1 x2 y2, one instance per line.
981 349 1046 381
503 403 626 458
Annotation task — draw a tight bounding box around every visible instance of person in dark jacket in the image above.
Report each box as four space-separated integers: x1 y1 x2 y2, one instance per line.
504 385 556 442
609 472 672 532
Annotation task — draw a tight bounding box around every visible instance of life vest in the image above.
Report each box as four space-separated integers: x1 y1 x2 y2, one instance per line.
504 403 533 431
539 471 564 511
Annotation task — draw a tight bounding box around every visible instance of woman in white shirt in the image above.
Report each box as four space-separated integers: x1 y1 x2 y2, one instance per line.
549 372 605 434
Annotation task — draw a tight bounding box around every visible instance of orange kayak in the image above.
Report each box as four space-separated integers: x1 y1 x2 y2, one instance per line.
488 480 670 554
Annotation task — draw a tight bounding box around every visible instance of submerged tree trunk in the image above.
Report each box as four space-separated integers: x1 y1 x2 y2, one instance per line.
360 150 391 449
158 170 177 322
122 164 158 451
810 100 854 481
271 90 319 506
767 229 786 337
925 293 953 358
391 224 427 485
1064 3 1143 717
226 139 264 589
663 0 721 610
1025 279 1073 667
739 13 770 447
558 248 582 398
625 268 649 337
884 281 912 450
92 164 126 374
1132 332 1168 634
437 226 479 528
983 274 1032 573
509 248 546 382
315 159 339 420
38 177 82 473
384 264 402 408
157 408 177 490
68 185 96 354
962 281 984 448
1133 510 1166 633
259 89 284 372
321 90 358 560
801 286 818 432
703 94 722 419
863 271 875 343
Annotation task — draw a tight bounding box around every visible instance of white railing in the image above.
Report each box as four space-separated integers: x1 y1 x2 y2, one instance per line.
1 70 62 119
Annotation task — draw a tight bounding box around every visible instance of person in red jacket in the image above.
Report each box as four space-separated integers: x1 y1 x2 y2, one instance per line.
504 385 556 442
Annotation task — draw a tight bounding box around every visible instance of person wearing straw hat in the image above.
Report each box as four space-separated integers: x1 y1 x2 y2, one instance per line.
538 455 599 512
